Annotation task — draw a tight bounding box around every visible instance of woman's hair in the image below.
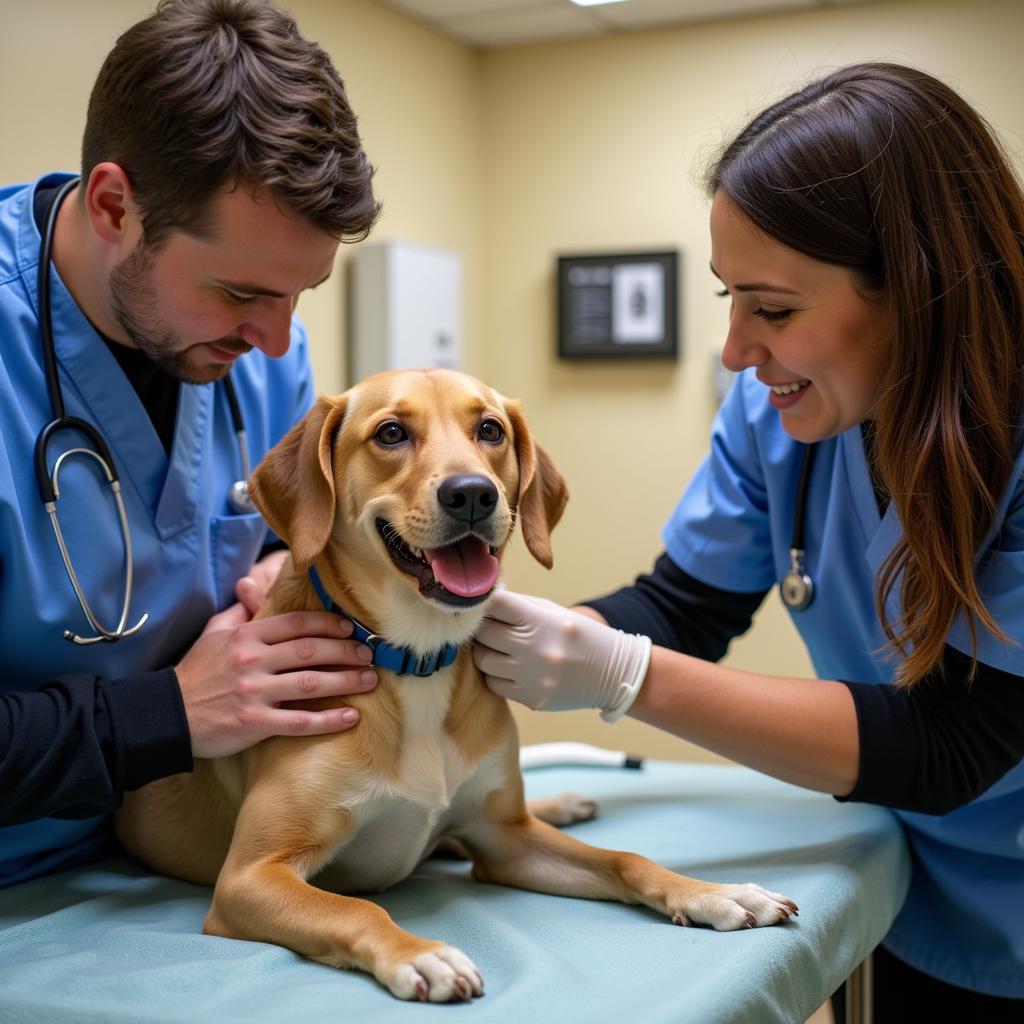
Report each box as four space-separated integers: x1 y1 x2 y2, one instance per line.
708 62 1024 686
82 0 381 247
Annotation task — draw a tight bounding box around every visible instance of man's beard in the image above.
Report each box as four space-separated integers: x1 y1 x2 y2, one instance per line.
108 243 249 385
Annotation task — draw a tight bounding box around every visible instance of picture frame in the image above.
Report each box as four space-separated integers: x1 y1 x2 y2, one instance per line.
557 250 678 359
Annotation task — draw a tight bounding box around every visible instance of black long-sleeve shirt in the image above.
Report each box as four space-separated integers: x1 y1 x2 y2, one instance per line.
583 553 1024 816
0 672 192 825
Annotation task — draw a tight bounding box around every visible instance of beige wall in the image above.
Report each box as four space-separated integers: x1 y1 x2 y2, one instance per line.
4 0 1022 761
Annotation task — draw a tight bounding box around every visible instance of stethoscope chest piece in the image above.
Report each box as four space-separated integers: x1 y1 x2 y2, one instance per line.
227 479 255 515
778 442 818 612
781 554 814 610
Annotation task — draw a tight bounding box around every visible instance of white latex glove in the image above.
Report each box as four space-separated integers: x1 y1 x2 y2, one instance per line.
472 590 652 723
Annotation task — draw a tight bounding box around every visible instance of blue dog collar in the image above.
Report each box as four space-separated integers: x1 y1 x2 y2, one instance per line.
308 566 459 678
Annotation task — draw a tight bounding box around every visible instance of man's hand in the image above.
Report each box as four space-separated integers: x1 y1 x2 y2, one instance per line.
234 549 289 617
472 590 652 722
176 605 378 758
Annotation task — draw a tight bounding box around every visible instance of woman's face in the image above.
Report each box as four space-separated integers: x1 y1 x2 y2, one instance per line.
709 189 891 442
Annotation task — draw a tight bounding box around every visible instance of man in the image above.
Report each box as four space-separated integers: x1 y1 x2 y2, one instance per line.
0 0 380 886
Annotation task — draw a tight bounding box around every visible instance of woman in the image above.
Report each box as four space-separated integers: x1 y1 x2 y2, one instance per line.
473 63 1024 1021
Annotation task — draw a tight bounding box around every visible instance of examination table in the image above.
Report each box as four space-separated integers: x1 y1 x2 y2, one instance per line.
0 761 909 1023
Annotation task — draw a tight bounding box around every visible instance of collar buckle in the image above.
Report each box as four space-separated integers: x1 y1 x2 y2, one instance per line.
407 648 443 677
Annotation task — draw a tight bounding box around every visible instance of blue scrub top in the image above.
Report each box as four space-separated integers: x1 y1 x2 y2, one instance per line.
663 368 1024 997
0 174 316 886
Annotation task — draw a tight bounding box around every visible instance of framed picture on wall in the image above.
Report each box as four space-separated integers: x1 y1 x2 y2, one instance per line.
557 250 678 359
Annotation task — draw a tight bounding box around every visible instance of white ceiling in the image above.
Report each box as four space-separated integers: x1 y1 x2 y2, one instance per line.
378 0 876 48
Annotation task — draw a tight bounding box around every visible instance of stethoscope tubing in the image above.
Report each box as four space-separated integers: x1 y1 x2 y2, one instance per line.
32 176 252 643
33 178 117 506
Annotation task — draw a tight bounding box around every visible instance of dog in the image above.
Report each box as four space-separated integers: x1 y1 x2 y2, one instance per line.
116 369 797 1002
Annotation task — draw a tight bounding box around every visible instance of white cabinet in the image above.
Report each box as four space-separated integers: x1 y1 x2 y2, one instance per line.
350 239 461 382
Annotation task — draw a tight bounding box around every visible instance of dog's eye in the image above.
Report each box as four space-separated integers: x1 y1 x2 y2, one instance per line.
478 418 505 444
375 422 408 446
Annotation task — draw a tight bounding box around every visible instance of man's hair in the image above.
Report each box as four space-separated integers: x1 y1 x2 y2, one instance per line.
708 63 1024 686
82 0 380 247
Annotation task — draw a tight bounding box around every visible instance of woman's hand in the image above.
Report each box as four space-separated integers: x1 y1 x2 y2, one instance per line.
472 590 651 722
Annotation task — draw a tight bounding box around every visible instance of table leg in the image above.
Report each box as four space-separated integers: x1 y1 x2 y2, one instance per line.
844 951 873 1024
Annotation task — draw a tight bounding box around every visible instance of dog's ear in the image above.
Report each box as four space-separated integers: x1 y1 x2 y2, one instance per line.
248 394 349 570
505 399 569 569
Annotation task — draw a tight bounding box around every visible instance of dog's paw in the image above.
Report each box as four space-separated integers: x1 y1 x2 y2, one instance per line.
384 944 484 1002
527 791 599 826
668 883 798 931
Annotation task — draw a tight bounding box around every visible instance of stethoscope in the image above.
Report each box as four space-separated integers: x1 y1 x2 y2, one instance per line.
34 177 255 645
779 441 818 611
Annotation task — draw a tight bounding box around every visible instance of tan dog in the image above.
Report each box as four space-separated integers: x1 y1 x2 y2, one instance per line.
116 369 796 1002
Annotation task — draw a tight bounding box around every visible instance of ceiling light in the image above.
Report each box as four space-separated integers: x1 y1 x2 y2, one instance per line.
568 0 633 7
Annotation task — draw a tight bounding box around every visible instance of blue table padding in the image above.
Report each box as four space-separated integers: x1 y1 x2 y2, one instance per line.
0 762 909 1023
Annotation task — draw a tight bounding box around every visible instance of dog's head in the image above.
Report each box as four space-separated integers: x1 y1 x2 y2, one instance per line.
249 369 567 649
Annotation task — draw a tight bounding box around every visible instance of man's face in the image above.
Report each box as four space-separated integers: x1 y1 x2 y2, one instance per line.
108 186 339 384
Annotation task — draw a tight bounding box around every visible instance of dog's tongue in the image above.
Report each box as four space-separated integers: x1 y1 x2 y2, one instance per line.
427 537 499 598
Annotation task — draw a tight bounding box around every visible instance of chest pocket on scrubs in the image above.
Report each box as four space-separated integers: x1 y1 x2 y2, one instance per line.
210 512 268 608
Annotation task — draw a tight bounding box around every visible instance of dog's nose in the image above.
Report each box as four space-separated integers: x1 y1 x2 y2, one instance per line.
437 474 498 525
